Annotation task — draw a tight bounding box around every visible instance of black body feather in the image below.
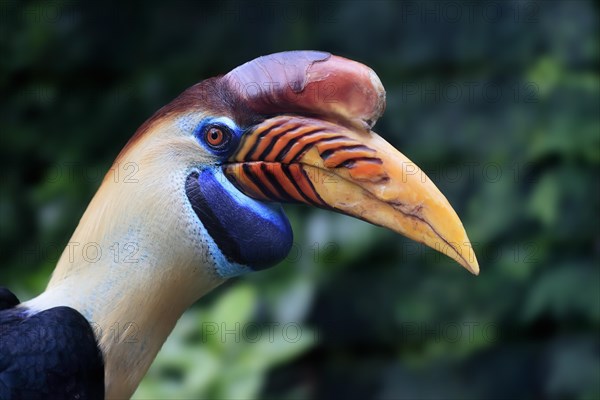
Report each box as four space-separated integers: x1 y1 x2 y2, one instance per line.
0 287 104 399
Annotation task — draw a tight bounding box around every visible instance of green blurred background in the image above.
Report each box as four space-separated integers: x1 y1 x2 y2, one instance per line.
1 1 598 399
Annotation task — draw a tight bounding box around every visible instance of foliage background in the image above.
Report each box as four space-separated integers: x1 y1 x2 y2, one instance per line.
1 1 598 399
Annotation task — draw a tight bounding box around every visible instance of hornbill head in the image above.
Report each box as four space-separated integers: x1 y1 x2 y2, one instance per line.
133 50 479 277
32 51 478 397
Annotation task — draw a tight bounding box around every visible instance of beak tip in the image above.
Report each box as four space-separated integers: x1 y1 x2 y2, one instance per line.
463 254 480 276
449 242 480 276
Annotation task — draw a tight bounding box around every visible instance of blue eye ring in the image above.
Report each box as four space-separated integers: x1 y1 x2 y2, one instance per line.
195 117 241 157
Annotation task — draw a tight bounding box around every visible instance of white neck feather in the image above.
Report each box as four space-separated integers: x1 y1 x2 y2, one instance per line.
23 119 225 398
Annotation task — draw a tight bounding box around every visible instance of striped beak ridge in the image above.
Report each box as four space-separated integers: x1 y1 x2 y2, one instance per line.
222 116 480 275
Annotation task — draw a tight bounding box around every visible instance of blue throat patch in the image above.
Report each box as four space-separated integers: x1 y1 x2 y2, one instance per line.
185 168 293 277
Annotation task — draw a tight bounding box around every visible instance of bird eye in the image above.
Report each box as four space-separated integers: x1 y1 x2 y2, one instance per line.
204 125 230 149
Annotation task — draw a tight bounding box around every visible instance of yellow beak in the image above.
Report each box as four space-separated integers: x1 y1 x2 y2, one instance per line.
223 115 479 275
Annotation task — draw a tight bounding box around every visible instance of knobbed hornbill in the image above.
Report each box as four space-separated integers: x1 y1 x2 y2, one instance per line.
0 51 479 399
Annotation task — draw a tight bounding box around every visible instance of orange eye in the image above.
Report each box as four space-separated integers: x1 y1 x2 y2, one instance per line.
201 123 235 153
206 127 225 147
